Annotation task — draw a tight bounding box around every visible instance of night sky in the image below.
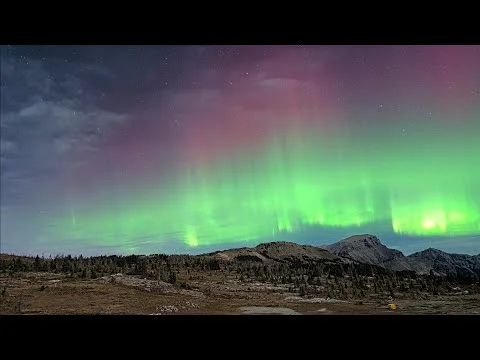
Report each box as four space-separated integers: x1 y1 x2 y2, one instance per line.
1 45 479 257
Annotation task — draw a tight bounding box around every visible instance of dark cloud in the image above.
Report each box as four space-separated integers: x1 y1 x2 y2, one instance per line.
0 47 127 206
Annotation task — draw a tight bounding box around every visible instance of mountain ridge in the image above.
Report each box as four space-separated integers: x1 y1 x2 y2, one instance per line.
1 234 478 280
204 234 480 279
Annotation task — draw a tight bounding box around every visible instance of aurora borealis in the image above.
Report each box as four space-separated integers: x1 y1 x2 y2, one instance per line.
1 45 479 256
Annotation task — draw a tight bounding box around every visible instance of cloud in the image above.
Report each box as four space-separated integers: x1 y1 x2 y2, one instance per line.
0 50 128 206
80 63 118 80
1 57 55 110
0 140 17 156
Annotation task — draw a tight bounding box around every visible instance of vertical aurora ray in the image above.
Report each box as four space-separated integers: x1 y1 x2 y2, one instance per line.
47 108 480 253
36 46 480 255
391 190 480 236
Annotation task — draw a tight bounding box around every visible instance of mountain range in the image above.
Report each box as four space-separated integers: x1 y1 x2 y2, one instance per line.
208 234 480 279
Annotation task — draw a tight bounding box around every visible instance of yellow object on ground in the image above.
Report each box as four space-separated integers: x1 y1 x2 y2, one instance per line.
388 303 397 310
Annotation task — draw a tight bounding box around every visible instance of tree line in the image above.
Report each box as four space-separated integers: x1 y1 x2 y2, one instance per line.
0 252 478 299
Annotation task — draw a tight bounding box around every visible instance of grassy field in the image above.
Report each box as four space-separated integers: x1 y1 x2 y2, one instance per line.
1 271 479 315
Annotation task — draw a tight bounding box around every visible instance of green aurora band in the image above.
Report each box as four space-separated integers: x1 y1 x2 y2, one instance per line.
47 112 480 252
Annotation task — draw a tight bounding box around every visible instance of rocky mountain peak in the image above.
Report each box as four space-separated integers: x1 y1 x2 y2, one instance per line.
322 234 405 267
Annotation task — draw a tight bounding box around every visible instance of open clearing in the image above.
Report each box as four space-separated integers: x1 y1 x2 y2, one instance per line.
1 272 479 315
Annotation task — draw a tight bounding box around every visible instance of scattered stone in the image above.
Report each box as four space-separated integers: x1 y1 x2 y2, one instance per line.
239 306 301 315
285 296 348 304
154 301 200 314
155 305 179 313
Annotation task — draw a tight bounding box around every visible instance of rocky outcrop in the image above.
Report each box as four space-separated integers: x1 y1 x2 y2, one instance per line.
211 241 339 263
405 248 480 277
321 234 409 269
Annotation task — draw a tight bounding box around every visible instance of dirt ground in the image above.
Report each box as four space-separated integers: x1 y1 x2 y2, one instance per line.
1 272 479 315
